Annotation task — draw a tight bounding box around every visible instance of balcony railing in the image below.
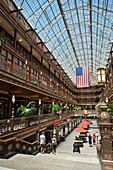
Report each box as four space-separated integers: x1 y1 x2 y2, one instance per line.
0 111 74 136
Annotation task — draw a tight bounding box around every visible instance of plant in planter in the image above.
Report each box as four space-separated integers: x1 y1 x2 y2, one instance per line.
16 101 37 117
95 104 101 113
62 105 69 112
74 106 81 110
107 102 113 117
33 81 38 86
52 104 60 114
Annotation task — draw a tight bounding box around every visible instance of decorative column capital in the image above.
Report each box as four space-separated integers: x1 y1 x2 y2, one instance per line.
99 102 110 123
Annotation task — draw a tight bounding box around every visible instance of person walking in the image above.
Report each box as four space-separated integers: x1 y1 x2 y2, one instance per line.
96 142 101 158
92 133 96 145
95 131 99 144
88 134 92 147
40 132 46 154
52 135 57 154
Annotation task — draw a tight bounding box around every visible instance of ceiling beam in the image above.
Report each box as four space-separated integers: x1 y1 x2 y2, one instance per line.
57 0 80 66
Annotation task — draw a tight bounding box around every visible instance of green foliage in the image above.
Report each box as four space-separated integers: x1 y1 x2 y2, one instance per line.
25 34 29 39
54 90 56 94
107 102 113 116
108 88 111 92
74 106 81 110
33 81 38 86
62 105 69 112
95 105 101 112
16 101 37 117
52 104 60 113
1 36 7 44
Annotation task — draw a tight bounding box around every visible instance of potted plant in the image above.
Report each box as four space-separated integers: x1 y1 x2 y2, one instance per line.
16 101 37 117
107 102 113 117
52 104 60 114
74 106 81 110
95 104 101 114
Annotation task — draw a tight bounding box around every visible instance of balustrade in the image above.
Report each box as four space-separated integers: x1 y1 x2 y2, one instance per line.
0 111 74 136
1 1 74 102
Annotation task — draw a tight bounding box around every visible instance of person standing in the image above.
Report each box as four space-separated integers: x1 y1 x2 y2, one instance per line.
95 131 99 144
52 135 57 154
88 134 92 147
96 142 101 158
40 132 46 154
92 133 96 145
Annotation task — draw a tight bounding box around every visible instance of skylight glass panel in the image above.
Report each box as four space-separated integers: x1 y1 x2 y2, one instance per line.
13 0 113 85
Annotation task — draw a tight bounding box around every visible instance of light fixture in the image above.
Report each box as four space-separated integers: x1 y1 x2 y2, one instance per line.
106 97 108 103
97 68 106 85
19 38 22 42
25 60 28 65
12 95 15 104
39 99 41 105
11 95 15 131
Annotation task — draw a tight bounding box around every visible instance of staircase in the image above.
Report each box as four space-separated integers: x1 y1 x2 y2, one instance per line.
0 151 101 170
0 119 101 170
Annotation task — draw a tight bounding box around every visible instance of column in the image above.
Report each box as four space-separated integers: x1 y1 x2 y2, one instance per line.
11 95 15 131
38 99 41 128
99 102 113 170
13 29 17 50
30 45 33 62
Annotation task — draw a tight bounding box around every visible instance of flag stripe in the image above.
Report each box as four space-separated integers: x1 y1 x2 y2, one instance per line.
76 67 90 88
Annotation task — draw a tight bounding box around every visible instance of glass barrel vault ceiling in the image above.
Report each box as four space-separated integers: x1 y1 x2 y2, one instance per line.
13 0 113 86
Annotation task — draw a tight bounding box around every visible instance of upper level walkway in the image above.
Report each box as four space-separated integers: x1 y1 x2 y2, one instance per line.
0 119 101 170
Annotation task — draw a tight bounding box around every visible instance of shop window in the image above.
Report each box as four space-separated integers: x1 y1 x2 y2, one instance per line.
19 60 22 67
15 58 19 64
23 63 26 69
34 70 36 75
8 52 13 60
1 48 7 57
27 65 30 71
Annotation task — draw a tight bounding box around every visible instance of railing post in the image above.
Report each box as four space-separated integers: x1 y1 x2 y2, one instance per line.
38 99 41 128
11 95 15 131
99 102 113 170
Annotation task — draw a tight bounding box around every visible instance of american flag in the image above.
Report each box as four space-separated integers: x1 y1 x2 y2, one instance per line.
76 67 90 88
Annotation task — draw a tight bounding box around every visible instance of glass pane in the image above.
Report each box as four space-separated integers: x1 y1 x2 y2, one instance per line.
1 49 7 57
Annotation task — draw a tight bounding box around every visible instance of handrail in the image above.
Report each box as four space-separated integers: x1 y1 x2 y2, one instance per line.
16 137 38 145
0 137 16 142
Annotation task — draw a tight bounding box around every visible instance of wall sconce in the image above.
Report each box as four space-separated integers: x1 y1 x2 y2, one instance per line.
106 97 108 103
25 60 28 65
12 95 15 104
97 68 106 85
11 95 15 131
39 99 41 105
